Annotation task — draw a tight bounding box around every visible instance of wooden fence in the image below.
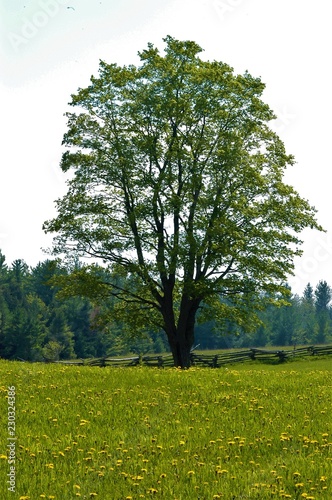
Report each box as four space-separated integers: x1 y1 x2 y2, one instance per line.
55 344 332 368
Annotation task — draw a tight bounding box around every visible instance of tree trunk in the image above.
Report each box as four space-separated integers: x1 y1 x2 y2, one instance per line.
168 334 193 369
163 296 200 369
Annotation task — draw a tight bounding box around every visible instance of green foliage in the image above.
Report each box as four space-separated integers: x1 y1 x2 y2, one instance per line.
0 251 167 361
1 245 332 359
41 340 63 361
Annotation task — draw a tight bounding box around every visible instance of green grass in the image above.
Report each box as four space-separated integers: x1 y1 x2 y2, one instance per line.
0 359 331 499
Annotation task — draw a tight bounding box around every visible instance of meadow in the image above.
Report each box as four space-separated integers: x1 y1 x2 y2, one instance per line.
0 358 331 499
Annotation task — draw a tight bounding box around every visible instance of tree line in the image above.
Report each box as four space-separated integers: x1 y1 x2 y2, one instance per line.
0 251 169 362
0 250 330 362
195 281 332 350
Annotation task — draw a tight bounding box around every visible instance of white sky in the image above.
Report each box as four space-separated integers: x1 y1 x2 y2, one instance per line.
1 0 331 296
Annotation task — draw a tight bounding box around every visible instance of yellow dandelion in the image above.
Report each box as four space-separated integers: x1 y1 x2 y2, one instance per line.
216 469 228 474
74 485 81 489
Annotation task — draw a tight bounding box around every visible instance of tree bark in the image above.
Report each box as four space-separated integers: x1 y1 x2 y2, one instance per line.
163 296 200 369
168 334 193 369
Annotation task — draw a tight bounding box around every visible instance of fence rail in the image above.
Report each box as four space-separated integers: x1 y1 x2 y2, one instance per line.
54 344 332 368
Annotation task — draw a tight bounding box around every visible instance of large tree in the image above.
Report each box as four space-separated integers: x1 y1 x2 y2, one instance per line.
43 36 322 368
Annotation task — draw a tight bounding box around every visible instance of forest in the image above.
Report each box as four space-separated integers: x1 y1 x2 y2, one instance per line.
0 250 331 362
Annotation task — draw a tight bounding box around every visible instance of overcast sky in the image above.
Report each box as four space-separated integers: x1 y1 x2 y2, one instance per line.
1 0 331 295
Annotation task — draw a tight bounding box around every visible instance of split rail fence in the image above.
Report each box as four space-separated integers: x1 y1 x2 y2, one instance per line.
55 344 332 368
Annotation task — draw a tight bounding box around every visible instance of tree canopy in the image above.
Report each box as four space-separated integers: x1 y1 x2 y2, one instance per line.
43 36 322 367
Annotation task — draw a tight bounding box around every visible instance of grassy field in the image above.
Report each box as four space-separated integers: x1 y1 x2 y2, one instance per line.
0 358 331 499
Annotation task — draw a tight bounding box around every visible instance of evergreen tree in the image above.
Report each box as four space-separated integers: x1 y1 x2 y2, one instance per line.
314 280 331 343
299 283 316 344
30 260 61 306
47 307 76 359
